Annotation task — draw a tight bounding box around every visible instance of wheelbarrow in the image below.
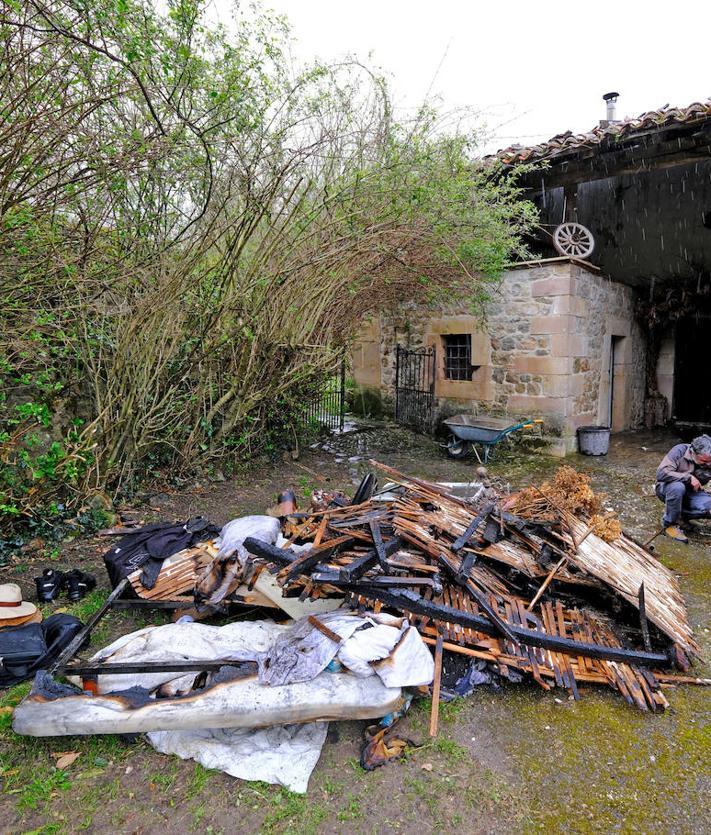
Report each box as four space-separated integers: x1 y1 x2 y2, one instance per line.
443 415 544 462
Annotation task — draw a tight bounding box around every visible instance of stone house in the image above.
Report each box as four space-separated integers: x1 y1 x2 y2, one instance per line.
351 98 711 454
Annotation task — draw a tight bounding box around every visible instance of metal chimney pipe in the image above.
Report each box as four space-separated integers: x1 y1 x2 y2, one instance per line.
603 91 619 123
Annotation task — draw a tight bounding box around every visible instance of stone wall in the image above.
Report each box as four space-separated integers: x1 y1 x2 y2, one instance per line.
351 259 647 452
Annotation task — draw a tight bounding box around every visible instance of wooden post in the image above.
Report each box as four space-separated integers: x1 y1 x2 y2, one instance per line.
429 632 444 738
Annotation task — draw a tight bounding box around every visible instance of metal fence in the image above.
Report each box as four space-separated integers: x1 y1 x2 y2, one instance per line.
303 358 346 432
395 344 436 434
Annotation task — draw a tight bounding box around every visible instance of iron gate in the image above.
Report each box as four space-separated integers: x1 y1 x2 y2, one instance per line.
303 357 346 432
395 345 436 433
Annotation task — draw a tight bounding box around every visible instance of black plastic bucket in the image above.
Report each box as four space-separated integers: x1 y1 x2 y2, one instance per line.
577 425 610 456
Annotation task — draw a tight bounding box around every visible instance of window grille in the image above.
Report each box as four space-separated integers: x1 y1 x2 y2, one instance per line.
443 334 472 381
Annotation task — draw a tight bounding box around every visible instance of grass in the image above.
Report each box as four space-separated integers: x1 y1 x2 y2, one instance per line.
149 762 178 792
296 475 316 498
186 763 214 800
15 770 71 811
259 786 327 835
430 736 468 764
335 795 363 822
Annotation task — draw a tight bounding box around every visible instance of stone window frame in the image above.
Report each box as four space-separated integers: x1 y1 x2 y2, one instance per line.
424 317 494 402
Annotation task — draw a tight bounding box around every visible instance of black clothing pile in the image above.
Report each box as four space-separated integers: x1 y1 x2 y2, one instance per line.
103 517 220 590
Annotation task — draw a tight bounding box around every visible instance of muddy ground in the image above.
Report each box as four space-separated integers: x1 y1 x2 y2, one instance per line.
1 424 709 834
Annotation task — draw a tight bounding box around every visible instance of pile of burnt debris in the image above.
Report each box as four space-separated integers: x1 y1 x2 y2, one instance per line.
238 461 700 715
125 461 699 715
10 461 706 790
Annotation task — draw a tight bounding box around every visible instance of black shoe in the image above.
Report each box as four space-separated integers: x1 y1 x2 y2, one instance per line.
64 569 97 602
34 568 66 602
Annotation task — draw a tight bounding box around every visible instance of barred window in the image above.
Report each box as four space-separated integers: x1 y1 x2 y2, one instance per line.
443 334 472 381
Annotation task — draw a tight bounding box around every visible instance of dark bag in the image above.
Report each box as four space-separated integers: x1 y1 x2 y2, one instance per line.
0 623 45 678
0 614 84 687
102 517 220 589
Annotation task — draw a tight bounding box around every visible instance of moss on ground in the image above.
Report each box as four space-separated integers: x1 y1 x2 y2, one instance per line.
1 430 709 833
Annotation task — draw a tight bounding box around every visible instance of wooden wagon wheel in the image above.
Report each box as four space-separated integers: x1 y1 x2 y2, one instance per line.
552 222 595 259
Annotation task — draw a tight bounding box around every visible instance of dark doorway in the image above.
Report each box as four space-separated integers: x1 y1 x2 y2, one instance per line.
607 335 625 430
673 318 711 425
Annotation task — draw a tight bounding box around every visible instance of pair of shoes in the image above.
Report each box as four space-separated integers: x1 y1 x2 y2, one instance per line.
34 569 97 603
663 525 689 544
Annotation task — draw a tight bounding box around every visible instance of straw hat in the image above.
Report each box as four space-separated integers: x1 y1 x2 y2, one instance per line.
0 583 38 621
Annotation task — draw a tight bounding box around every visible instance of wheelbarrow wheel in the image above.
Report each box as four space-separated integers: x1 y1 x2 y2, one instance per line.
446 436 471 459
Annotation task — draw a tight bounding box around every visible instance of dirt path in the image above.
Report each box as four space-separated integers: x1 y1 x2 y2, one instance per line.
1 425 709 834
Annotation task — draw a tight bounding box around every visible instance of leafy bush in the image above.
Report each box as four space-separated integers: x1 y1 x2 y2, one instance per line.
0 0 537 529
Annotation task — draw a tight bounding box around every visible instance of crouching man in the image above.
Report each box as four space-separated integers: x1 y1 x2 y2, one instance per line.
656 434 711 542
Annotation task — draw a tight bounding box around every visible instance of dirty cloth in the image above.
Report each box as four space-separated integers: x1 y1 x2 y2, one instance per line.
147 722 328 793
655 480 711 525
195 516 286 607
370 625 434 688
259 611 434 689
360 727 418 771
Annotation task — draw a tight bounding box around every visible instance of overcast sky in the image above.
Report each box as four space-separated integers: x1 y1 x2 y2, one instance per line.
207 0 710 153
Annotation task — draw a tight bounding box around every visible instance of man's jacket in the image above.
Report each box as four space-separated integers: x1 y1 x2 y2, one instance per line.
656 444 711 486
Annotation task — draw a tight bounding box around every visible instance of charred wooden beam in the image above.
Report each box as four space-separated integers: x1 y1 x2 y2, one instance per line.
639 582 652 653
311 570 442 592
243 538 299 565
284 536 355 583
50 578 130 674
369 521 389 569
452 503 494 554
351 472 377 505
438 552 517 645
338 537 402 582
58 660 258 676
342 587 672 667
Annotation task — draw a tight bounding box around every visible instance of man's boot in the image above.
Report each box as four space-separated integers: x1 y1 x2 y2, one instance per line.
663 524 689 543
34 568 66 602
64 569 97 602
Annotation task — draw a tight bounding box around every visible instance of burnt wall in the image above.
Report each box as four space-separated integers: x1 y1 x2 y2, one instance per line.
532 160 711 284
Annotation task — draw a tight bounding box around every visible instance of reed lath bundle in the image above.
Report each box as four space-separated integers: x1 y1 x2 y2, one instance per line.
128 543 218 600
